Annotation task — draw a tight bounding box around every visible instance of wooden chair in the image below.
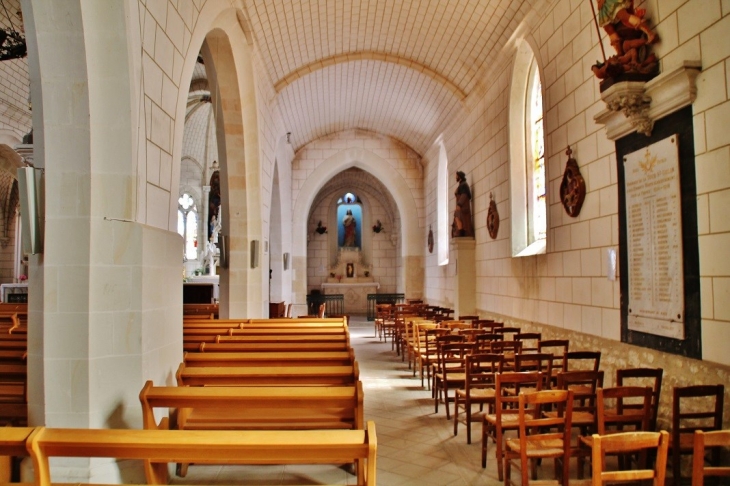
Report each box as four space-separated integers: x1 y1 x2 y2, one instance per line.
481 371 543 480
590 430 669 486
579 385 653 477
670 384 725 486
504 389 573 486
433 341 472 419
374 304 393 341
453 353 502 444
490 340 522 371
692 430 730 486
420 328 451 388
616 367 663 431
410 321 438 378
514 332 542 353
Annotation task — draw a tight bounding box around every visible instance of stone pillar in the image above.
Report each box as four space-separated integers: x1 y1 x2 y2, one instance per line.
450 238 476 318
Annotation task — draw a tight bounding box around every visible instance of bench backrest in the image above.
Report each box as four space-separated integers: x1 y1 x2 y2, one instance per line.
26 422 376 486
183 349 355 367
139 380 364 431
176 362 360 386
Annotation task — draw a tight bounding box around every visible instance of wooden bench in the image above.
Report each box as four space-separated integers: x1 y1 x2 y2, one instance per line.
187 341 352 353
0 426 32 482
176 362 359 386
140 380 364 431
183 303 219 318
26 423 377 485
183 317 348 328
183 350 355 367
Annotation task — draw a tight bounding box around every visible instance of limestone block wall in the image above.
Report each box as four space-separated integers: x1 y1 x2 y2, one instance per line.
294 130 424 299
422 0 730 371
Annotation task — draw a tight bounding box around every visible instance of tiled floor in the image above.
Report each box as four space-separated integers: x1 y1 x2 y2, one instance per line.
170 317 517 485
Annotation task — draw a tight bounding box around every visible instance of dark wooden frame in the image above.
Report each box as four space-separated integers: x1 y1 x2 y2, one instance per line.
616 106 701 359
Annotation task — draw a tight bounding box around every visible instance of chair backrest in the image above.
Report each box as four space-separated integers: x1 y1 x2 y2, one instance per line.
494 326 521 340
616 367 663 431
513 353 553 389
537 339 569 376
556 370 604 417
490 339 522 354
591 430 669 485
473 333 503 352
425 328 453 358
692 430 730 486
672 384 725 439
565 350 601 372
597 386 653 434
285 303 293 318
317 303 326 318
437 341 473 377
494 372 543 418
514 332 542 353
458 315 479 325
515 389 574 466
442 320 471 331
474 320 503 332
463 353 502 394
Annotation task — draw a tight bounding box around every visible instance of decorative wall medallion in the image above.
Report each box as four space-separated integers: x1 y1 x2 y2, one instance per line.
559 146 586 217
427 225 434 253
487 193 499 239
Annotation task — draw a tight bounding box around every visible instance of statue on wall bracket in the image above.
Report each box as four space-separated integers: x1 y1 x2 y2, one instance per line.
451 171 474 238
589 0 659 85
559 146 586 218
427 225 434 253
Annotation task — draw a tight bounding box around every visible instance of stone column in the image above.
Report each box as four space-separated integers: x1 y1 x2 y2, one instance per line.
450 237 476 318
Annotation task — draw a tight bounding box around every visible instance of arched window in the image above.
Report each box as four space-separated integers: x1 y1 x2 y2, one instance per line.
509 41 547 257
178 193 198 261
527 60 546 243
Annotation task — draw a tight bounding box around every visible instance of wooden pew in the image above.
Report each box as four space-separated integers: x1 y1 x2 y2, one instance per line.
140 380 364 431
183 349 355 367
183 303 219 319
176 362 359 386
188 341 352 353
183 317 348 328
26 423 377 486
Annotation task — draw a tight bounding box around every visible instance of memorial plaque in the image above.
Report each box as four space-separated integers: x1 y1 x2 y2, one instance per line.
624 135 684 339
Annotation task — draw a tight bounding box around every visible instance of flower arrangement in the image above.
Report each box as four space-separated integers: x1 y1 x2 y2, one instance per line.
18 274 27 282
315 221 328 234
372 219 383 233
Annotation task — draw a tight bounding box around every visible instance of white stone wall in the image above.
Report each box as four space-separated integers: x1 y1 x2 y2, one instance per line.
294 130 423 298
422 0 730 368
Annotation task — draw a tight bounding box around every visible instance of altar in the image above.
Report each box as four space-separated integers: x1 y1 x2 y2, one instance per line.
321 282 380 314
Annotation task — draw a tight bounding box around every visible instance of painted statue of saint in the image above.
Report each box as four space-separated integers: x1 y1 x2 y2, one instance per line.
342 209 357 247
452 171 474 238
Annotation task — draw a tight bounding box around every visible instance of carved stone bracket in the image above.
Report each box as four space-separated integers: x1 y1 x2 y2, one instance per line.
595 61 701 141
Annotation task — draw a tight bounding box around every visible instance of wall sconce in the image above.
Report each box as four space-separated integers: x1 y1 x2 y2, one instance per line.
283 252 290 270
286 132 292 144
372 219 383 233
315 221 327 234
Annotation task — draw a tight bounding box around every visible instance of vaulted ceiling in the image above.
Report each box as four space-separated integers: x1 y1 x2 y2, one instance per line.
240 0 538 155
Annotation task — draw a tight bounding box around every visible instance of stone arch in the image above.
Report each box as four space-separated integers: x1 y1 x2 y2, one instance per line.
175 6 263 317
293 147 421 297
